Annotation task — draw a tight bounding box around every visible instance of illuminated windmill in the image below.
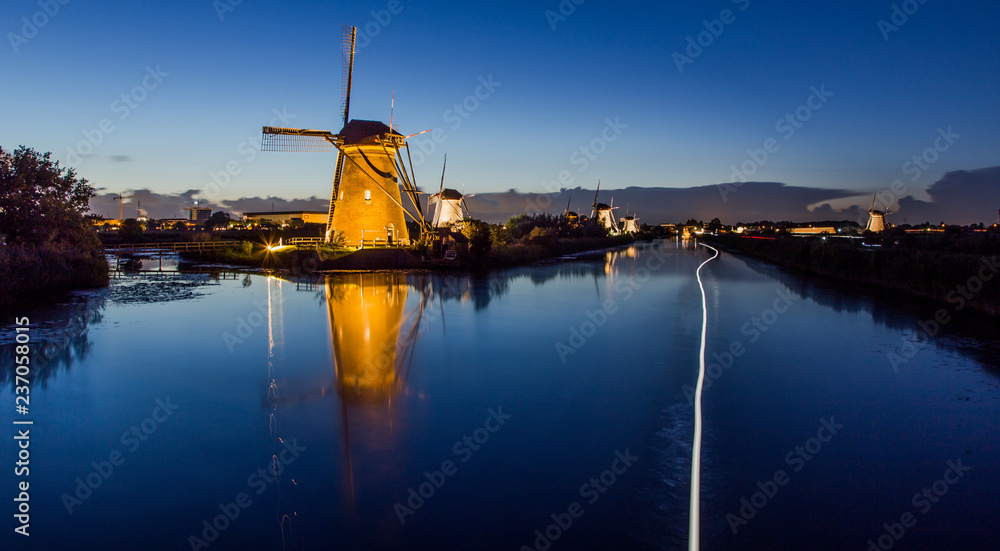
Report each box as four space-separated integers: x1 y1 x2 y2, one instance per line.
428 155 474 228
866 192 889 232
261 26 428 247
620 203 640 234
591 180 620 235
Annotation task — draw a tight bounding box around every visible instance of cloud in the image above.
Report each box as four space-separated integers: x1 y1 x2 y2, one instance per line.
88 188 328 219
891 167 1000 225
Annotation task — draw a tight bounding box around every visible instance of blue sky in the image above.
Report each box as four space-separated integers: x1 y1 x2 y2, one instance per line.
2 0 998 214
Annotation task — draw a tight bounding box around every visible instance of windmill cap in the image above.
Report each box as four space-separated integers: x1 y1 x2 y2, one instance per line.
338 119 404 145
438 188 463 200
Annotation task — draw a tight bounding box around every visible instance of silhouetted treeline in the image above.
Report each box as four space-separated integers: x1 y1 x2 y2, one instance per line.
708 234 1000 316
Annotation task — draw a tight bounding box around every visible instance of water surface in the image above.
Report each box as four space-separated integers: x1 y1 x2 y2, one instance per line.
2 240 998 550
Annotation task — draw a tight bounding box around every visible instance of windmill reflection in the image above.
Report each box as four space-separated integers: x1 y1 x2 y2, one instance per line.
324 272 430 512
326 272 427 401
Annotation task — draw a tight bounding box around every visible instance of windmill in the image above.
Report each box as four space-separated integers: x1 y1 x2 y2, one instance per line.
591 181 620 234
564 195 579 225
428 154 474 228
260 25 429 247
621 202 640 234
866 192 890 232
112 192 135 221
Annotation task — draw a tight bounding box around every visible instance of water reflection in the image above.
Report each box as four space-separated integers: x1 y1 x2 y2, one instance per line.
326 273 424 401
727 251 1000 372
0 294 104 388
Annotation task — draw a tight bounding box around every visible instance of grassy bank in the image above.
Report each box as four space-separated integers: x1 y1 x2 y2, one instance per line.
481 235 635 269
706 234 1000 316
0 242 109 308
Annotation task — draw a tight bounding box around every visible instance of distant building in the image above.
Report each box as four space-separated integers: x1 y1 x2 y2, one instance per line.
185 206 212 222
789 226 836 235
243 211 328 226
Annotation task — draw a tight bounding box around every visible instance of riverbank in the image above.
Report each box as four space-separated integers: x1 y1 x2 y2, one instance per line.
0 242 109 309
176 235 635 273
704 234 1000 316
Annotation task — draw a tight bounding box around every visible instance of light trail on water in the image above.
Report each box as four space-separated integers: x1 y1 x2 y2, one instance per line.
689 243 719 551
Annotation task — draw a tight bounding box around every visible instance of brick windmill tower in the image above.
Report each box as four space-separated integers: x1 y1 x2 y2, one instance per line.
261 26 428 247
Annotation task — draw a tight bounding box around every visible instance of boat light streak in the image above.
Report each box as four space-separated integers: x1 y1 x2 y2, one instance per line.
689 243 719 551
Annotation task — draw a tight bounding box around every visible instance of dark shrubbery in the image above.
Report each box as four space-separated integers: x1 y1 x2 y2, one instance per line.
709 234 1000 316
0 146 109 306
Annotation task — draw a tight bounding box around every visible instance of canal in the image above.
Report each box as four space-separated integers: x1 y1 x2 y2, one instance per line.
2 239 998 550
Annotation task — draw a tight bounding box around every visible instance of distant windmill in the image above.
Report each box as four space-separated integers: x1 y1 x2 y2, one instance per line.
866 192 890 232
428 154 474 228
112 192 135 221
260 25 429 246
591 181 620 234
621 203 640 234
564 195 579 224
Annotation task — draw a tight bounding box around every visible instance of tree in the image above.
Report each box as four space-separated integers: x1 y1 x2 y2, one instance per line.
0 146 108 302
707 218 723 233
120 218 143 242
205 211 231 231
0 146 96 246
461 218 493 259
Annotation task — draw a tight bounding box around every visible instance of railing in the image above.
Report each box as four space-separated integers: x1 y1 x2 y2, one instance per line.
105 240 243 253
288 237 324 246
360 238 401 249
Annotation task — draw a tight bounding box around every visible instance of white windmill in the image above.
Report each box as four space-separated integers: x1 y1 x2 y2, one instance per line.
428 154 473 228
620 203 640 234
590 180 620 235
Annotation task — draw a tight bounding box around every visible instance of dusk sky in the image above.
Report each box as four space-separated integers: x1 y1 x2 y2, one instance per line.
3 0 998 219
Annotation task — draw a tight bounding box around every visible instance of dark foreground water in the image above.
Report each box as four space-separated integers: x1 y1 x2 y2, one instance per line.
2 240 999 550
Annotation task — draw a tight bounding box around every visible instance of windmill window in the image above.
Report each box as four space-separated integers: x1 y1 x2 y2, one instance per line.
364 190 372 201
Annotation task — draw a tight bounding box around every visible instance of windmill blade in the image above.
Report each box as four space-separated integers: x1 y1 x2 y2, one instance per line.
261 127 336 152
405 129 432 139
566 195 572 213
439 154 447 193
593 180 601 207
341 25 356 128
870 192 877 212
